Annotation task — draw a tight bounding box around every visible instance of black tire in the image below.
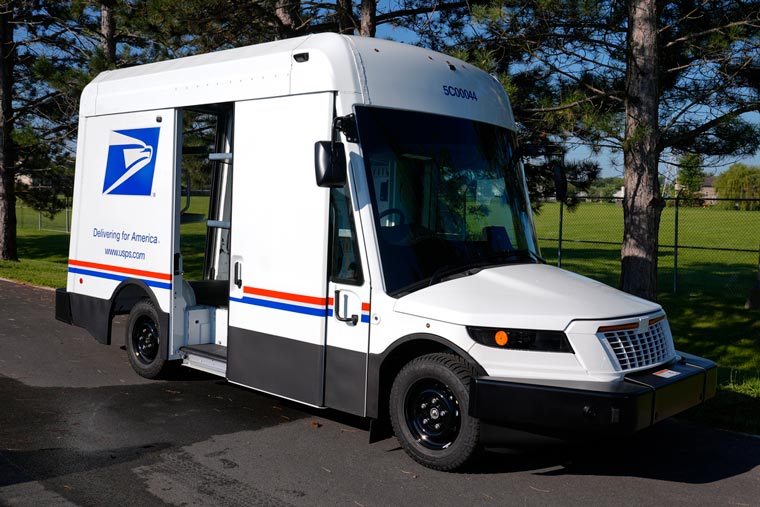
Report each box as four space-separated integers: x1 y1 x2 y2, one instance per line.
126 299 168 379
389 353 480 471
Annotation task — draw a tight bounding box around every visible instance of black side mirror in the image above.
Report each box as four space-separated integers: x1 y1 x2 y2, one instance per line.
553 163 568 201
314 141 347 188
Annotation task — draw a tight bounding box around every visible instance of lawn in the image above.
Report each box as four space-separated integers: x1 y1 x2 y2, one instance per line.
3 199 759 434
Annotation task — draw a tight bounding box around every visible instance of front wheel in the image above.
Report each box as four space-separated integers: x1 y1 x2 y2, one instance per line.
389 353 480 471
126 299 169 378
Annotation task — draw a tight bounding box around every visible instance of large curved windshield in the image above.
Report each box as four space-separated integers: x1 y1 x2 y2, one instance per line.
355 106 541 296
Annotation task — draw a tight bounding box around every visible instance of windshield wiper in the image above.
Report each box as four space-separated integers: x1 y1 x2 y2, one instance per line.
428 251 544 286
390 263 485 297
390 250 546 298
487 249 545 265
428 264 481 287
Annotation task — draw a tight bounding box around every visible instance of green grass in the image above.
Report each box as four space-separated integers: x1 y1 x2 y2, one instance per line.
178 196 211 279
0 228 70 287
3 199 759 434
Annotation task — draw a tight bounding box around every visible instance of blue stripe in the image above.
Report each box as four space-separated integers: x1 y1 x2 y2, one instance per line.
69 267 171 290
229 296 368 323
230 296 329 317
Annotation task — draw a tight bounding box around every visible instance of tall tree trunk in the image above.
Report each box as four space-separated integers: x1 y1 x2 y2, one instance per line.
0 4 17 261
337 0 355 34
100 1 116 66
275 0 300 39
359 0 376 37
620 0 663 301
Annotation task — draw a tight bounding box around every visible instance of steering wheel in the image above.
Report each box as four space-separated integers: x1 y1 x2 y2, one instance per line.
379 208 406 226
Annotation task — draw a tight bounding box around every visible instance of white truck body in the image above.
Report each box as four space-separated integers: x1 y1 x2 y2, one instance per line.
57 34 716 470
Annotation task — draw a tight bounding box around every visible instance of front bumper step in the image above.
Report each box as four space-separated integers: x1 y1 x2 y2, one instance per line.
469 352 716 437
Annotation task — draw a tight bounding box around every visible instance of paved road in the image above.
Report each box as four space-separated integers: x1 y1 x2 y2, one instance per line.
1 279 759 507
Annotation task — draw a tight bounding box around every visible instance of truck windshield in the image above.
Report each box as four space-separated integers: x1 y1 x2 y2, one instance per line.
355 106 541 297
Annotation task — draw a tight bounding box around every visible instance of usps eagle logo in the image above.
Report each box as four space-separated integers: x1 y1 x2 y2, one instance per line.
102 128 161 195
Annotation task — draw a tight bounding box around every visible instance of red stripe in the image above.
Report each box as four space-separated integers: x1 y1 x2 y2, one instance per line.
69 259 171 281
244 286 328 306
242 286 369 310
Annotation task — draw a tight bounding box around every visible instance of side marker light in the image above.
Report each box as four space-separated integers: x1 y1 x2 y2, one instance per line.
495 330 508 346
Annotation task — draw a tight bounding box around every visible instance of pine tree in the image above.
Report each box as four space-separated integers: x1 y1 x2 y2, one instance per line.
471 0 760 300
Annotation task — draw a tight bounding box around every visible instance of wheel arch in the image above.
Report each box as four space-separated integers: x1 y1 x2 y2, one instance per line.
107 279 167 347
366 333 485 420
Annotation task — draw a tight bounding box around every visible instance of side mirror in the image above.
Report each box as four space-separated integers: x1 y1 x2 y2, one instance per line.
314 141 347 188
553 163 568 201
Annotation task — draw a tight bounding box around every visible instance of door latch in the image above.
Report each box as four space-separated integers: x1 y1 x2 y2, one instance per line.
334 290 358 325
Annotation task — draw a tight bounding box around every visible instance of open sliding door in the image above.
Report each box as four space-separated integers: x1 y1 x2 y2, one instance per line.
227 93 333 405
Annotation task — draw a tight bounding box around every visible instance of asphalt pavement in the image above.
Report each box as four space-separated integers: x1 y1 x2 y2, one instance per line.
1 278 759 507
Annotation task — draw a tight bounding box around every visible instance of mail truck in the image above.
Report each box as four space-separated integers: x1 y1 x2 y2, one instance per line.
56 34 716 470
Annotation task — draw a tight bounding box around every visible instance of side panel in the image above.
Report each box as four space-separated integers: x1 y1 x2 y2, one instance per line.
68 110 177 314
227 93 333 405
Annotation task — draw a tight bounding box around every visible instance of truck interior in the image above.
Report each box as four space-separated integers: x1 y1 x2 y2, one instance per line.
176 103 234 369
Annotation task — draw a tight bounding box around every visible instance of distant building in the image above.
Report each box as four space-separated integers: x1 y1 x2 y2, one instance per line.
613 186 624 205
673 175 717 205
701 175 717 203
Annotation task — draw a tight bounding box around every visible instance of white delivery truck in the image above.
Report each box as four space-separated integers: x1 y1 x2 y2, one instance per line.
56 33 716 471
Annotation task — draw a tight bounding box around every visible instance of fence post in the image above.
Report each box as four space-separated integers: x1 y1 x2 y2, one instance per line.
557 201 564 268
65 197 70 233
673 195 679 293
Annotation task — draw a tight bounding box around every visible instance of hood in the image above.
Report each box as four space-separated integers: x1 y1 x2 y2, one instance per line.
393 263 660 330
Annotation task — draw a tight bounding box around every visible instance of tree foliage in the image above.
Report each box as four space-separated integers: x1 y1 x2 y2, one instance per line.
676 152 706 203
1 0 758 299
465 0 760 299
586 176 625 198
715 163 760 210
0 1 17 260
1 1 485 241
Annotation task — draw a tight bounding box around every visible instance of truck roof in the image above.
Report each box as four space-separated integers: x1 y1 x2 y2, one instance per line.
81 33 514 130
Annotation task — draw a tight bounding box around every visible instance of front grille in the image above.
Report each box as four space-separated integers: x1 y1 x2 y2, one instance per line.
603 321 673 371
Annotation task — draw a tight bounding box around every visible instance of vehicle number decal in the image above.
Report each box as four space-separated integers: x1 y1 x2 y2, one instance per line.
442 85 478 101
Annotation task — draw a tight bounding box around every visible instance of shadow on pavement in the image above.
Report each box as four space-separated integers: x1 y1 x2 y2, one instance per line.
470 419 760 484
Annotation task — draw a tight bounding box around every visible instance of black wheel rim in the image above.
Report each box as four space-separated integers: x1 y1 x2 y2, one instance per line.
404 379 461 450
132 316 159 365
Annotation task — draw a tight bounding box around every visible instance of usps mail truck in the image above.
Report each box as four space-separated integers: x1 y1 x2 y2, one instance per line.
56 34 716 470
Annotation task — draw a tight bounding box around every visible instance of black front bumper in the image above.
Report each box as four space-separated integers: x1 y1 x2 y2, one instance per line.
469 352 717 437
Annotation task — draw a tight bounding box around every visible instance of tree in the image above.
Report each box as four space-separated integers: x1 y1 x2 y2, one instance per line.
1 2 20 261
587 177 626 198
470 0 760 300
9 2 95 225
676 152 706 203
715 163 760 210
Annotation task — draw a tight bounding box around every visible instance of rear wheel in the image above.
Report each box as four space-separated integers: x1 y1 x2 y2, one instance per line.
389 353 480 471
126 299 168 378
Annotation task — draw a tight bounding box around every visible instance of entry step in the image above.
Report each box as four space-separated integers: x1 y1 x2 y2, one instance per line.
181 343 227 360
180 344 227 377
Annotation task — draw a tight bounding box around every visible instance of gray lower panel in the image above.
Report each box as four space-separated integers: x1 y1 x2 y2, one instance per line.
66 291 112 344
324 346 367 416
227 327 324 406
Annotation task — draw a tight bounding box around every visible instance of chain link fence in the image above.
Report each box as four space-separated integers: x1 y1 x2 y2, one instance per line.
15 203 71 233
534 197 760 297
16 197 760 299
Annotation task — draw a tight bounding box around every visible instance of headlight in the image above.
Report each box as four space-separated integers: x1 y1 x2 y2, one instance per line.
467 326 574 353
